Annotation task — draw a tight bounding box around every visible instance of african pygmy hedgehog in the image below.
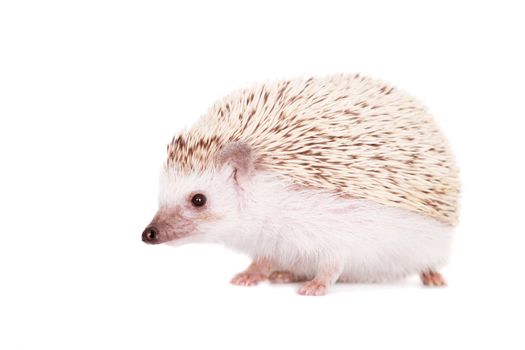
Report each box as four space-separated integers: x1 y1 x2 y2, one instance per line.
142 73 460 296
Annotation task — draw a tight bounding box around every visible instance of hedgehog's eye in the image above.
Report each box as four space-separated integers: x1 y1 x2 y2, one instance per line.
191 193 207 207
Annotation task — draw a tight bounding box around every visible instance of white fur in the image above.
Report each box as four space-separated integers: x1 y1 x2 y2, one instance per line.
161 167 453 283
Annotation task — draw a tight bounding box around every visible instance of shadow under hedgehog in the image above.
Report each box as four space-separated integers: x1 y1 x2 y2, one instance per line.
142 74 460 296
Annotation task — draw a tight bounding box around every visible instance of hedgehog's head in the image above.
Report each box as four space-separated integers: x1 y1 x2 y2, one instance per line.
142 142 255 245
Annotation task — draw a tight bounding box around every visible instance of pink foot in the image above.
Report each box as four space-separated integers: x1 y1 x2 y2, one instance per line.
230 272 267 286
298 280 327 296
420 270 447 287
269 271 301 283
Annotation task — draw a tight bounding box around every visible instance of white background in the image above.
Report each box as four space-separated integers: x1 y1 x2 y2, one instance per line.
1 1 524 349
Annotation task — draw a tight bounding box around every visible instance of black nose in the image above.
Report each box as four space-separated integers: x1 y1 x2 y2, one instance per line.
142 226 159 243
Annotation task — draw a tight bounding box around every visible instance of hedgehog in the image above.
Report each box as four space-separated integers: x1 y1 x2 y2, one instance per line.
142 73 460 296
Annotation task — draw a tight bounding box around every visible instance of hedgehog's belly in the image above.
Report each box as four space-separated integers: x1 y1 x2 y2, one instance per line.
264 199 454 283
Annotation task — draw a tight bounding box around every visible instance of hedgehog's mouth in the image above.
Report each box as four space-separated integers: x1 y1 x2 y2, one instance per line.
164 233 204 247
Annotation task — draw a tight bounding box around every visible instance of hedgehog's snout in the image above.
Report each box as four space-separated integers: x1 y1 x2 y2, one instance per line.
142 226 159 244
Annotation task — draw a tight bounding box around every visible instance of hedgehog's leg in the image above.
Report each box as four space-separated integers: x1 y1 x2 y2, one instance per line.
420 270 447 287
268 271 306 283
298 262 344 296
230 258 271 287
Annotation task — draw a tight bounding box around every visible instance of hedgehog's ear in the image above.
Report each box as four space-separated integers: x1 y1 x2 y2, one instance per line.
217 142 254 183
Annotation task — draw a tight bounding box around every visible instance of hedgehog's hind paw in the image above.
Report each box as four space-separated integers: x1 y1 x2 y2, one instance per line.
420 270 447 287
298 280 327 296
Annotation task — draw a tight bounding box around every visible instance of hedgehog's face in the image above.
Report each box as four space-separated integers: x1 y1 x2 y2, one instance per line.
142 142 254 245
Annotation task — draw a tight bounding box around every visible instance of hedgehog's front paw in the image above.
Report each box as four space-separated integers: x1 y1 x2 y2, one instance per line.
298 281 327 296
230 272 267 286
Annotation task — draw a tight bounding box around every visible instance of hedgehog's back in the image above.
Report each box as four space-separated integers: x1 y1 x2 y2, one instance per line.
168 74 460 225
